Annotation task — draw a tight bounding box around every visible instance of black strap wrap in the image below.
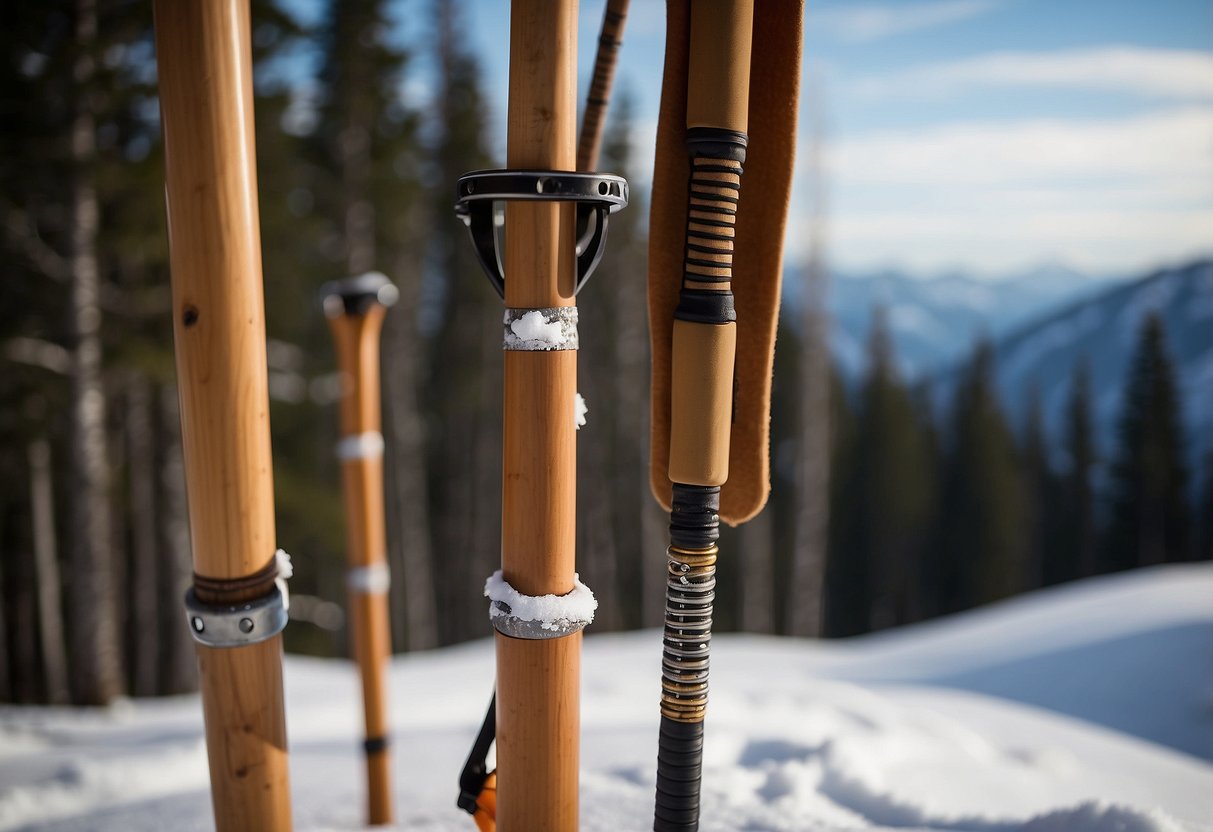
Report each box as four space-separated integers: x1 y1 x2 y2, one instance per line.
363 735 389 755
654 717 706 832
669 485 721 549
685 127 748 162
457 692 497 815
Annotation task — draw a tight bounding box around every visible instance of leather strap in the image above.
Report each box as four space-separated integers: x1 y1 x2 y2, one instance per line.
649 0 804 524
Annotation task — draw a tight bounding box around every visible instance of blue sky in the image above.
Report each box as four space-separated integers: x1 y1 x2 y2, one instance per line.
288 0 1213 279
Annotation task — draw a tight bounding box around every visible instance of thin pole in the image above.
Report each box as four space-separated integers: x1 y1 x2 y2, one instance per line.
323 276 398 826
577 0 630 172
154 2 292 829
496 1 581 829
656 2 753 830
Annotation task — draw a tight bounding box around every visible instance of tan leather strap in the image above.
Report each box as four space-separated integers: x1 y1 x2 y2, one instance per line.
649 0 804 525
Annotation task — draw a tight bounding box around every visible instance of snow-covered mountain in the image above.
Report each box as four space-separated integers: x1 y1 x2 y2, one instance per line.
805 262 1119 379
943 260 1212 466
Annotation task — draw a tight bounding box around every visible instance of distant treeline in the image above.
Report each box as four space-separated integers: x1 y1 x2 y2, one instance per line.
1 0 1208 708
762 309 1210 639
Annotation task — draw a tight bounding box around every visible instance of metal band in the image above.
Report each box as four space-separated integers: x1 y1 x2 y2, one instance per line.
363 735 390 755
346 562 391 594
184 584 288 648
485 570 597 640
336 431 385 461
490 601 592 640
503 307 579 351
456 170 628 213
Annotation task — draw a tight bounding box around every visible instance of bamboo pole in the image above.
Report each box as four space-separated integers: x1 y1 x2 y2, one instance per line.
577 0 630 172
656 3 754 830
495 1 581 829
154 2 292 830
323 277 398 826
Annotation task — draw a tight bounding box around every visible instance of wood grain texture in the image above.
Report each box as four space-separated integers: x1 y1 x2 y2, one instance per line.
497 1 581 830
496 633 581 831
154 1 292 828
328 306 395 825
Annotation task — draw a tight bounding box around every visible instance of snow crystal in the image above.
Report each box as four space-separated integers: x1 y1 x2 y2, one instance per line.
575 392 588 430
484 570 596 631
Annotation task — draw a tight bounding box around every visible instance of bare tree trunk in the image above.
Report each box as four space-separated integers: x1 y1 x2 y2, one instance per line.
739 507 775 633
0 525 11 702
67 0 122 705
640 496 666 629
786 87 830 639
157 384 197 695
384 248 438 651
468 362 502 644
4 497 40 703
125 376 159 696
29 438 69 704
578 431 622 630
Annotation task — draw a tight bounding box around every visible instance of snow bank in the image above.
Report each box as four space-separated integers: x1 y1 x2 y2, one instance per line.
1 565 1210 831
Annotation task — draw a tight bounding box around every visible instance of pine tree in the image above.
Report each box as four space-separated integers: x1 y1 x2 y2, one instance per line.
425 0 498 644
935 340 1027 612
1104 313 1190 570
301 0 440 652
826 309 934 635
1197 450 1213 563
1020 386 1056 590
1051 359 1097 583
576 89 646 632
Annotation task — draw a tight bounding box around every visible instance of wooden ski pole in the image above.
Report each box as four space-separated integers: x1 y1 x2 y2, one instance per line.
497 1 581 829
153 1 292 830
322 274 399 826
655 2 753 831
577 0 630 172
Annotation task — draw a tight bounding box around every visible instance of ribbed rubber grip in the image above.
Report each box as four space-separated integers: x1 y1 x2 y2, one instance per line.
654 716 705 831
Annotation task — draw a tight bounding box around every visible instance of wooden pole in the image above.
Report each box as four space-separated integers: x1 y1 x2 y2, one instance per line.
154 2 292 830
577 0 630 172
496 1 581 829
656 3 753 830
323 277 398 826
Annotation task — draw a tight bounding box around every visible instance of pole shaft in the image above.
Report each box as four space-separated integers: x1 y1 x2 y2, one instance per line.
154 2 291 829
497 0 580 829
656 3 753 830
329 306 395 825
577 0 630 172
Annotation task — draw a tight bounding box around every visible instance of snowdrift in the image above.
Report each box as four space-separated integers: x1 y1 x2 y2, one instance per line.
1 563 1210 831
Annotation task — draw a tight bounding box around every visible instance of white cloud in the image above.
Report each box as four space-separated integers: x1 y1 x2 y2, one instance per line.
809 0 1001 43
826 108 1213 188
852 46 1213 100
788 108 1213 275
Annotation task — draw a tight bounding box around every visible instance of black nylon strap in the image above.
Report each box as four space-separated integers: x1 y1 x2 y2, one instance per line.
363 735 389 755
457 692 497 815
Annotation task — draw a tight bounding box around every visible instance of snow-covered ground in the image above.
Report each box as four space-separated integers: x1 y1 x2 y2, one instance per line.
1 564 1210 831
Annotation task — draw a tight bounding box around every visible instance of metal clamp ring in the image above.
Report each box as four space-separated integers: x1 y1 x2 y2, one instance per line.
490 600 592 640
453 169 629 298
184 585 288 648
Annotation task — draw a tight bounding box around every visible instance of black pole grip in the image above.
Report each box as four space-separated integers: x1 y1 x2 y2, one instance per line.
654 716 706 831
